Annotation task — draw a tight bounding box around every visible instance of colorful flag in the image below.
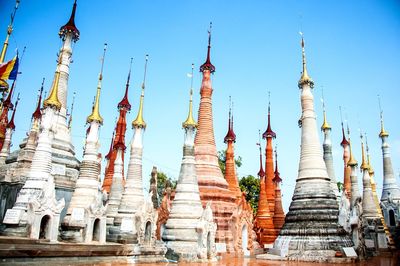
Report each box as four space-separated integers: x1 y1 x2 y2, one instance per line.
0 55 19 81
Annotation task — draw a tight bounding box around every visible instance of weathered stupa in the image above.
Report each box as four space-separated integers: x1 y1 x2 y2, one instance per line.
378 104 400 232
340 121 351 199
1 57 66 241
162 69 217 261
101 60 132 193
223 102 256 255
254 138 275 246
272 149 285 237
194 24 236 253
262 99 276 219
320 99 339 199
270 35 352 261
0 0 80 221
60 45 108 244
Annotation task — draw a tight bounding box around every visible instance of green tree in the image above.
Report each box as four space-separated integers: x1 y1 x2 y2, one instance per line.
239 175 260 213
156 171 177 203
217 149 242 175
337 181 344 193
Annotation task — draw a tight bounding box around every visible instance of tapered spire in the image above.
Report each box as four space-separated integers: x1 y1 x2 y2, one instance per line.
32 78 44 120
224 97 236 142
347 136 358 167
378 96 389 138
257 135 265 178
263 92 276 139
320 89 331 130
118 58 133 111
6 95 19 130
183 64 197 129
59 0 80 41
360 133 369 171
298 33 314 89
132 55 148 128
87 43 107 124
273 148 282 183
0 0 20 63
199 22 215 73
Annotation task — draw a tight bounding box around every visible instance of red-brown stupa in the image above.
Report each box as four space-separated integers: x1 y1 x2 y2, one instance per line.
102 61 132 193
254 140 275 246
194 24 237 253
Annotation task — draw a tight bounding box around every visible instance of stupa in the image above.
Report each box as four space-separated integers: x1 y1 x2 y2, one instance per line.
60 45 108 243
194 24 236 253
320 97 339 199
162 69 217 261
378 102 400 235
0 0 81 222
269 35 352 261
254 137 275 246
272 148 285 237
1 57 66 241
223 101 256 255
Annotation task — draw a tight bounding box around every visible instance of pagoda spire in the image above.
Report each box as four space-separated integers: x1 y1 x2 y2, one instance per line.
270 34 351 260
298 33 314 89
0 0 20 64
255 131 275 245
339 107 351 198
182 64 197 129
224 97 241 199
378 96 400 204
320 90 339 199
32 78 44 121
199 22 215 73
132 55 148 128
43 59 62 110
117 58 132 110
102 58 132 193
272 146 285 235
87 43 107 125
6 94 18 130
59 0 80 42
262 92 276 217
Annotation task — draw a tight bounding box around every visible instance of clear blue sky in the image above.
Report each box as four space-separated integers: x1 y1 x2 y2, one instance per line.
1 0 399 212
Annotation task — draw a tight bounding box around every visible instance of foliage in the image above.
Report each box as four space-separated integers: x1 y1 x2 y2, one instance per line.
239 175 260 213
156 171 177 203
217 149 242 175
337 181 344 192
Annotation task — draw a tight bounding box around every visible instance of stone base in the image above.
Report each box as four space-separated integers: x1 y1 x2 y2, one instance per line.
106 224 138 244
0 236 167 265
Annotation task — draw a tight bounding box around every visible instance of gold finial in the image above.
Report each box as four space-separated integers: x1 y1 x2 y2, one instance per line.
43 62 62 110
347 125 358 166
298 32 314 88
360 132 369 170
182 63 197 128
320 87 331 130
87 43 107 124
365 134 375 175
132 54 148 128
378 95 389 138
0 0 20 63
